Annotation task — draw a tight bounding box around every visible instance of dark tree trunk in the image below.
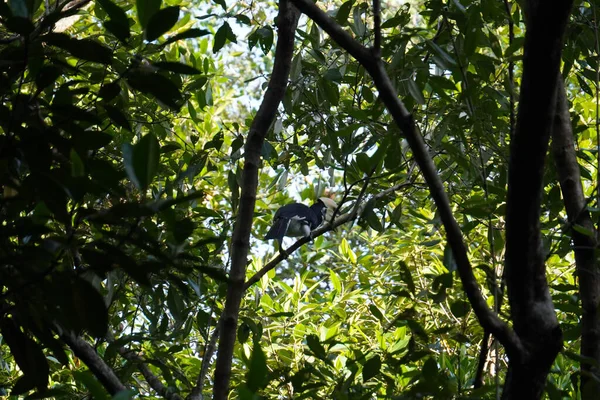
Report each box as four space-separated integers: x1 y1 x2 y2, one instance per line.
502 1 573 398
211 1 300 398
551 78 600 398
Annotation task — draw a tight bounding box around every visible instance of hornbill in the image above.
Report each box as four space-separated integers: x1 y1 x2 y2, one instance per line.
264 197 337 255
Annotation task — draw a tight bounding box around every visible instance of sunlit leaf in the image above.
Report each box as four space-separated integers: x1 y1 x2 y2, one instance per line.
246 341 269 391
122 133 160 191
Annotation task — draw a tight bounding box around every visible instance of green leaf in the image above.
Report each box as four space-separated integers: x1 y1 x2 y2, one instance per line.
213 22 236 53
450 300 470 318
422 357 439 380
0 318 49 394
136 0 161 28
104 19 130 43
261 140 276 161
573 224 595 237
29 0 43 14
235 13 251 25
427 41 457 68
98 81 121 101
381 12 410 29
352 4 366 36
70 149 85 177
213 0 227 11
443 244 457 272
306 334 328 362
254 26 272 54
398 261 415 293
104 105 132 131
42 33 112 64
72 278 109 338
161 28 211 47
173 218 195 243
369 304 384 321
153 61 201 75
363 206 384 232
324 68 343 82
246 341 269 392
122 133 161 191
329 269 342 293
51 105 101 125
127 71 183 110
167 286 185 322
356 152 371 173
72 371 110 400
406 78 425 105
35 65 61 91
238 322 251 344
96 0 130 42
362 355 381 381
336 0 355 24
145 6 180 41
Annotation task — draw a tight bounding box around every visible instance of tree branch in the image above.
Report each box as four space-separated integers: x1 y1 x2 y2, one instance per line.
211 1 300 398
60 332 126 395
189 317 221 400
474 330 491 388
551 77 600 395
501 1 573 396
373 0 381 57
245 181 413 289
290 0 523 358
504 0 572 341
118 347 184 400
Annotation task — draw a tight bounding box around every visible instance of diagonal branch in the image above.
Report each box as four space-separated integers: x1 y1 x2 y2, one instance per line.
189 317 222 400
118 347 184 400
373 0 381 57
60 332 126 395
289 0 523 358
551 76 600 394
245 181 413 289
503 0 572 348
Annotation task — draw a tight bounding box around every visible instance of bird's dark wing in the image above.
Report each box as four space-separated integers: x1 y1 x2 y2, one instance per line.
264 218 291 242
265 203 315 241
309 201 326 228
273 203 312 219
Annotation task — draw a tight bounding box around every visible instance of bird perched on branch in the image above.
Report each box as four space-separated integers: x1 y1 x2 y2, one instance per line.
264 197 337 255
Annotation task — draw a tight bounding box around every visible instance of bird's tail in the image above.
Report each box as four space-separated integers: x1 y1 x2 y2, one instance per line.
264 219 287 241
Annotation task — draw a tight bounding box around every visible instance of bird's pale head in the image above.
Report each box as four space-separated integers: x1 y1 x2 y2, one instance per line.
319 197 338 222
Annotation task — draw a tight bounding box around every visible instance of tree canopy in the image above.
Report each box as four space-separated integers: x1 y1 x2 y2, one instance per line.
0 0 598 399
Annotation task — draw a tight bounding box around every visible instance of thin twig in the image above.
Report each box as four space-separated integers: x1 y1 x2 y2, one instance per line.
245 181 414 289
118 347 184 400
372 0 381 58
290 0 524 359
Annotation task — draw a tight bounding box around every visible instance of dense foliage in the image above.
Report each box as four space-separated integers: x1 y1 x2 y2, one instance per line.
0 0 597 399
